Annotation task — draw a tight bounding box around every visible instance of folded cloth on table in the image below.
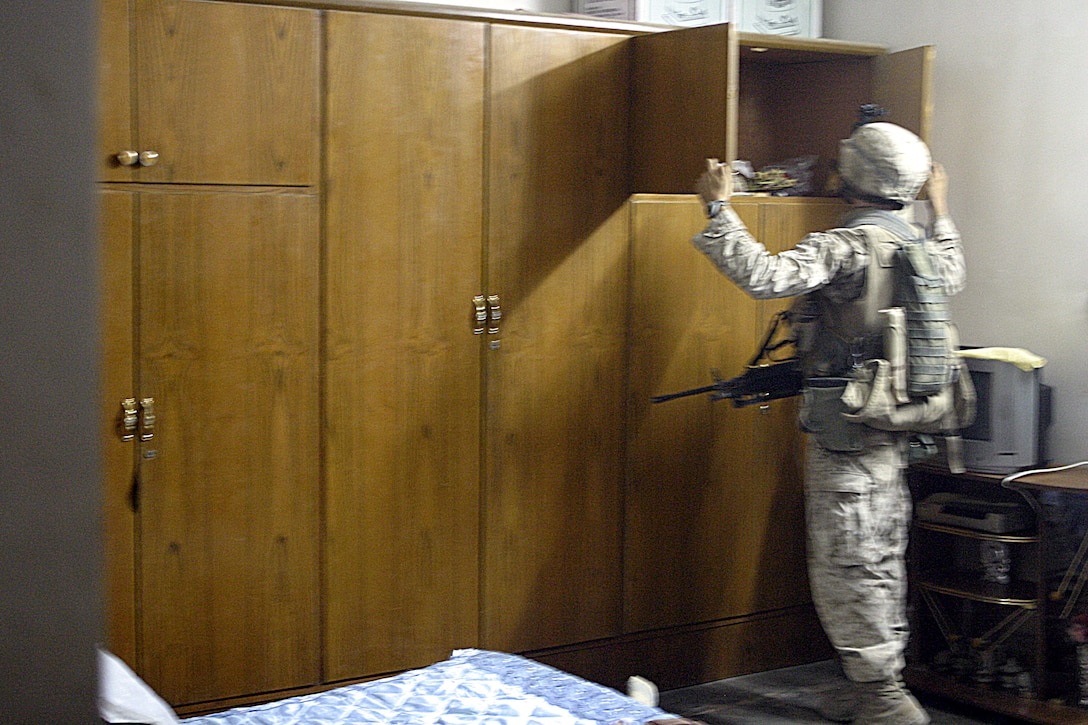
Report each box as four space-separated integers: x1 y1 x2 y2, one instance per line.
958 347 1046 372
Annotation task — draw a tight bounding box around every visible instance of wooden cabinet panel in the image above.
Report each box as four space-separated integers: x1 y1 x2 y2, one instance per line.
629 24 736 195
98 0 324 705
483 25 631 652
624 196 846 632
756 197 847 318
100 0 320 184
746 198 847 611
323 11 486 681
100 189 137 664
625 195 763 630
134 189 321 705
873 45 935 141
98 0 133 183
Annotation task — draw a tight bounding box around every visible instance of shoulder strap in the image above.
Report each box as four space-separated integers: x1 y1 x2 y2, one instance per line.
845 208 921 243
839 214 903 338
804 211 926 375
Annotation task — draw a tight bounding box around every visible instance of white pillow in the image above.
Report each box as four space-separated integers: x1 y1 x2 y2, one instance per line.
98 647 181 725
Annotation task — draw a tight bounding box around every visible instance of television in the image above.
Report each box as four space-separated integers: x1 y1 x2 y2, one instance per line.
960 353 1052 474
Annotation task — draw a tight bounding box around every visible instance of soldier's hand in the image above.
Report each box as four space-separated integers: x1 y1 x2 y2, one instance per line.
696 158 732 205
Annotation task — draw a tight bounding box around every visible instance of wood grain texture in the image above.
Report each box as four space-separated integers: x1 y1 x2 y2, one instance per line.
749 198 847 610
534 604 831 692
624 196 763 630
624 196 847 632
98 0 134 182
482 24 631 652
136 189 321 704
134 0 320 184
873 45 934 143
737 32 884 58
323 11 486 681
100 189 137 665
629 24 736 195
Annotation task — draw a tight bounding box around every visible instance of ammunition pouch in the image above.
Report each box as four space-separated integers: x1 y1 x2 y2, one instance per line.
800 377 864 453
840 357 977 471
841 358 975 435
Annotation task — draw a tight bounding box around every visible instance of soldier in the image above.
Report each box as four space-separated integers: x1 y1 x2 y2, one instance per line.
690 122 965 725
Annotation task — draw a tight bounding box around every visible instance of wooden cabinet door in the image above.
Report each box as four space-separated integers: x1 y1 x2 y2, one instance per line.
100 190 138 665
624 195 764 631
746 198 848 610
624 197 844 631
99 0 319 184
629 23 736 194
483 25 631 652
134 189 321 705
323 11 486 681
98 0 133 183
873 45 935 142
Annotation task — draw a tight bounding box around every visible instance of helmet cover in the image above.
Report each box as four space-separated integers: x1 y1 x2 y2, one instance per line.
838 122 931 207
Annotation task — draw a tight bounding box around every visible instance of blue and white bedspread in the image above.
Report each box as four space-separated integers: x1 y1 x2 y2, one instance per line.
182 649 673 725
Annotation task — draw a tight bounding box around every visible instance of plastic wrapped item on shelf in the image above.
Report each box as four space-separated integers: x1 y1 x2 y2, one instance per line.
749 155 818 196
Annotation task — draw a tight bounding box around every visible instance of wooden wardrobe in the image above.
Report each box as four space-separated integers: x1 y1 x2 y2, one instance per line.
97 0 932 712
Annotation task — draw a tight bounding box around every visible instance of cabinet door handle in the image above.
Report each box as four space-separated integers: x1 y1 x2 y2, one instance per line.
115 150 160 168
118 397 139 441
487 295 501 335
473 295 487 335
139 397 156 441
115 150 139 166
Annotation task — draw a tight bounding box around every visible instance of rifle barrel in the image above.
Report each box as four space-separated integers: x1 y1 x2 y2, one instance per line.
650 384 718 404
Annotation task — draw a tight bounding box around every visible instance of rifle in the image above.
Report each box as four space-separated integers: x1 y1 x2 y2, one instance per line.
651 310 804 407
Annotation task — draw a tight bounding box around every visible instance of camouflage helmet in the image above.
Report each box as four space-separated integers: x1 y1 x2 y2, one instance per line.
838 122 931 208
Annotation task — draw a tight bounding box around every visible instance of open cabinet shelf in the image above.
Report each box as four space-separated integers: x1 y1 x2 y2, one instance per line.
629 24 932 196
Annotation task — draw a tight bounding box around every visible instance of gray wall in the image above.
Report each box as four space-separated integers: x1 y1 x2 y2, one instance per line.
0 1 103 721
822 0 1088 466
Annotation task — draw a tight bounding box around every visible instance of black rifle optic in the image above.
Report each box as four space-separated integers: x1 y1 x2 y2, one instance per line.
650 310 803 407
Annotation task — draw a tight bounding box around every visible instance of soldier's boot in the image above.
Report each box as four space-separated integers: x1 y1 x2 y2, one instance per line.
811 681 857 723
853 680 930 725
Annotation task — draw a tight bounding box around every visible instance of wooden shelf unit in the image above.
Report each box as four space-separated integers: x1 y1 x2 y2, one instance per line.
906 463 1088 725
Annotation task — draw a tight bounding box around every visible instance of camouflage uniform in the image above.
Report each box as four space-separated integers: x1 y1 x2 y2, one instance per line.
691 202 964 684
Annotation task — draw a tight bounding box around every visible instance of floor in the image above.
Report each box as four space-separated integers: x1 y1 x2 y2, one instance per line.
658 660 1015 724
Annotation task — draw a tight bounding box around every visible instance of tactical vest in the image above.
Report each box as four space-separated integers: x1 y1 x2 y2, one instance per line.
796 209 973 467
798 209 957 393
847 209 958 396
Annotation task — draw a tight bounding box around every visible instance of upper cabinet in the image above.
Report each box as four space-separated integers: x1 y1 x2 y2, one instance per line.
628 25 933 195
97 0 320 185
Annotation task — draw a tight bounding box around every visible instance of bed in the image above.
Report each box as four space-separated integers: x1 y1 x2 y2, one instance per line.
100 648 682 725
